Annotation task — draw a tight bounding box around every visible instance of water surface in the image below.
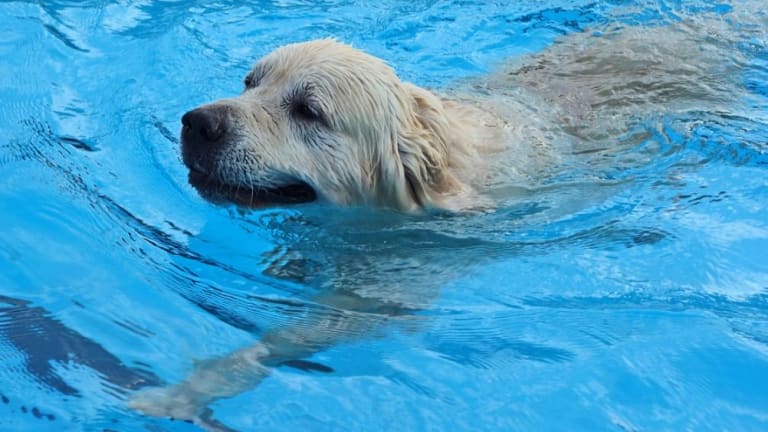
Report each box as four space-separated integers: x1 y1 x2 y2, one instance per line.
1 1 767 431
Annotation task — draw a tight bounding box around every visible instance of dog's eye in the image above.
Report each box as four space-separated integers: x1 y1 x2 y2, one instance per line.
293 101 322 123
284 85 328 126
243 76 255 89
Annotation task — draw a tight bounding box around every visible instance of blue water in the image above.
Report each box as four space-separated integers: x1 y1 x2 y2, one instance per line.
1 1 767 431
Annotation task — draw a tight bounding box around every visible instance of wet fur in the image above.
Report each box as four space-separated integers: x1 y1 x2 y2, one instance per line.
184 39 508 213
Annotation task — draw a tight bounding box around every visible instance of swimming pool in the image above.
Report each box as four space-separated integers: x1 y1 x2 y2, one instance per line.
1 0 767 430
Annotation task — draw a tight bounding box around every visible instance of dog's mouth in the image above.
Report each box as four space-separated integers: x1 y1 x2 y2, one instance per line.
187 169 317 208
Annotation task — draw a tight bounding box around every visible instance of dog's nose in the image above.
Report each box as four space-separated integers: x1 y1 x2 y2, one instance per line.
181 107 227 143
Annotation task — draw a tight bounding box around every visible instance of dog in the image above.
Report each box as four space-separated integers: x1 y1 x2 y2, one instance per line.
178 39 529 214
130 10 750 428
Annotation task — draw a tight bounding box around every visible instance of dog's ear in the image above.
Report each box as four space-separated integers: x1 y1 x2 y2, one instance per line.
395 84 465 209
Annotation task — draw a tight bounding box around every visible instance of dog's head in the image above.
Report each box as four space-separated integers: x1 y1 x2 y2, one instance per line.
180 39 464 212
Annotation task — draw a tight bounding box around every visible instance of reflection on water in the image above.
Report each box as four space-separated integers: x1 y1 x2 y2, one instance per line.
1 0 767 431
0 296 159 395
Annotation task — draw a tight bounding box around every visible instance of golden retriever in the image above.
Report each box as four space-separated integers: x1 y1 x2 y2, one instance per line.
179 39 517 214
130 10 751 427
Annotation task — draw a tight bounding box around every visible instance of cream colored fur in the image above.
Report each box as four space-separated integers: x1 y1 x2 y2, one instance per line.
194 39 509 213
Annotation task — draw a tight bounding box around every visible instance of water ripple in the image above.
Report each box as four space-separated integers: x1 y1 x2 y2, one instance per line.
1 1 768 430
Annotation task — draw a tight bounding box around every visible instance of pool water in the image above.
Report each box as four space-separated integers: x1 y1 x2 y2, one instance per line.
1 1 767 431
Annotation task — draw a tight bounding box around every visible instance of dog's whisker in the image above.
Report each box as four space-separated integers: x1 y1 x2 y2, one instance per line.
246 168 256 206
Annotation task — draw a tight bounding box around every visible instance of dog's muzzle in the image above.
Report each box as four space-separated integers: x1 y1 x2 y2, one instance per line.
179 105 317 207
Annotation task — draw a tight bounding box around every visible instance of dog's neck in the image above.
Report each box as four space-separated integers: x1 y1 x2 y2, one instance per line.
442 96 511 153
425 95 511 211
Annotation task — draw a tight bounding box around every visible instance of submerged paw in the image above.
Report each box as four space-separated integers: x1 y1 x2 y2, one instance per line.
128 385 203 421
